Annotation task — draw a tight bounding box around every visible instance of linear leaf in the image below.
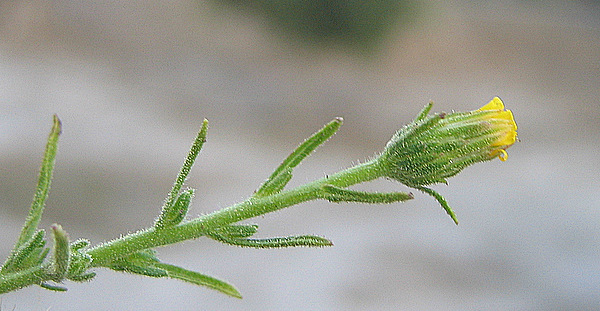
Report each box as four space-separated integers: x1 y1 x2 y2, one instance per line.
107 250 167 278
109 262 168 278
320 185 413 204
67 272 96 282
255 118 342 197
213 224 259 239
254 168 292 198
67 251 93 278
156 189 194 228
152 262 242 299
207 232 333 248
70 239 90 251
156 119 208 228
1 230 46 273
16 115 61 248
414 101 434 123
39 282 68 291
51 224 70 280
416 186 459 225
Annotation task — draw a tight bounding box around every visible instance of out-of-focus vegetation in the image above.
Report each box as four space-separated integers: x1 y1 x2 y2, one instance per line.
218 0 419 52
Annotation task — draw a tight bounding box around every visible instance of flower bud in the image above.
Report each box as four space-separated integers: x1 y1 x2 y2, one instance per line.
379 97 517 188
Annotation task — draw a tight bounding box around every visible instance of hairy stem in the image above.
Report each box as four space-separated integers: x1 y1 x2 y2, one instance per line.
88 158 385 267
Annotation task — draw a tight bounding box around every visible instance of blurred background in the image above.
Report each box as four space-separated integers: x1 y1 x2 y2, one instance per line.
1 0 599 310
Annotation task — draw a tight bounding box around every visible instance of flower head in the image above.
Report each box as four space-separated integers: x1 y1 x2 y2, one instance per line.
379 97 518 188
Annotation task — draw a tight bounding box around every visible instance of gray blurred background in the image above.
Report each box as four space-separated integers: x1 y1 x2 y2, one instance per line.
1 1 599 310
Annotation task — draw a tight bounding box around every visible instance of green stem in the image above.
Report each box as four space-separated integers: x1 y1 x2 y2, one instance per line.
88 158 385 267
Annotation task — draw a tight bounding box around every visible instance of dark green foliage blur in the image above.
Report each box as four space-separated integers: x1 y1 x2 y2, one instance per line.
219 0 418 52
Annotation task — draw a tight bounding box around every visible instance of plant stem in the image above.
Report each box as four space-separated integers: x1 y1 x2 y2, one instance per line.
88 158 385 267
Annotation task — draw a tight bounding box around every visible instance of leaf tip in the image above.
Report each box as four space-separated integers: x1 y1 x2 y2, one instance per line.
52 114 62 135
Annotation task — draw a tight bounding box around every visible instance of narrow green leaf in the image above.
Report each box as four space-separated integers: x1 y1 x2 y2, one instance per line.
16 115 61 248
70 239 90 251
65 240 93 281
320 185 414 204
67 252 92 277
255 118 342 197
34 248 50 266
156 189 194 228
0 265 47 294
107 250 167 278
213 224 259 239
414 101 434 123
66 240 96 282
273 118 343 177
39 282 68 291
51 224 70 280
156 119 208 228
152 262 242 299
391 113 443 146
416 186 459 225
67 271 96 282
207 232 333 248
132 249 161 262
109 262 168 278
1 230 46 273
254 168 292 198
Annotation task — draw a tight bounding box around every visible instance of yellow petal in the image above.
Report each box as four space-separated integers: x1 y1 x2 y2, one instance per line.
491 149 509 161
475 97 518 156
477 97 504 111
494 127 518 147
505 110 517 130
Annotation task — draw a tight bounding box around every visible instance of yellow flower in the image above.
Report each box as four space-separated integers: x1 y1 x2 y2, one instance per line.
377 97 518 224
476 97 518 161
380 97 519 188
